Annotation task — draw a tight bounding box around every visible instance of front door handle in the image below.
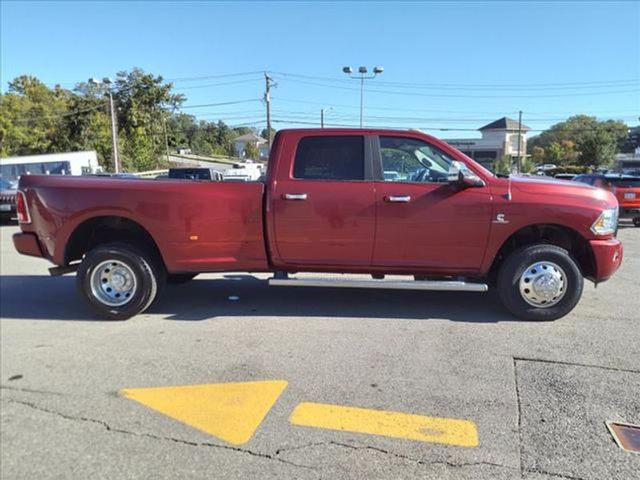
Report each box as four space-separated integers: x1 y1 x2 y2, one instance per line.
283 193 308 201
385 195 411 203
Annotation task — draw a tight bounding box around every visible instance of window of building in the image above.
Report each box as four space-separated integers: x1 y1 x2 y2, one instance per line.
293 136 364 180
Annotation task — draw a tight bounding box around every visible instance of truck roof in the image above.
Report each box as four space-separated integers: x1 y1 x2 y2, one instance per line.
277 128 424 136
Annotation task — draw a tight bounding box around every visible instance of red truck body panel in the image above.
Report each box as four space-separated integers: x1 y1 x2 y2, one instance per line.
14 128 623 283
17 175 268 272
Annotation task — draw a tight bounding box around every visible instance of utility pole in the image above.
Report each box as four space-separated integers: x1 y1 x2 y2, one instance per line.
517 110 523 174
90 77 120 173
161 111 171 164
108 90 120 173
264 73 274 151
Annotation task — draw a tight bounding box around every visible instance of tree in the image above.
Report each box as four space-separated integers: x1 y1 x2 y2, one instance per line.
260 127 276 142
111 68 185 171
243 141 259 160
0 76 72 156
530 115 627 167
531 146 545 164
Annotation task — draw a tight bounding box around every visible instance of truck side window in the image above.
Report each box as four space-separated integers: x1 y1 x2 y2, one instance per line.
293 136 364 181
380 136 453 183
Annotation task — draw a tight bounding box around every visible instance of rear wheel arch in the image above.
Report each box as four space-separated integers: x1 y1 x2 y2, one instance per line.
488 224 596 284
64 216 166 270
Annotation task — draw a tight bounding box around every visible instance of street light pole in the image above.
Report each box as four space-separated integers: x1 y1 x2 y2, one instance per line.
343 66 383 128
320 106 333 128
90 77 120 173
359 75 365 129
107 90 120 173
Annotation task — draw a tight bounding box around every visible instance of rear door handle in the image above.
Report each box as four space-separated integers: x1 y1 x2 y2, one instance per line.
385 195 411 203
282 193 308 201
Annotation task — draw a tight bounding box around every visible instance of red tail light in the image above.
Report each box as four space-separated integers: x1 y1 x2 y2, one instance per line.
16 191 31 224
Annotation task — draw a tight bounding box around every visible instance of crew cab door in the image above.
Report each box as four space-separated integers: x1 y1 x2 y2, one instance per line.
372 135 492 272
268 134 376 267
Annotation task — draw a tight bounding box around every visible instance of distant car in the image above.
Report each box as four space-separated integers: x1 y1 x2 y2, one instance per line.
553 173 576 180
222 161 263 182
155 173 169 179
168 168 222 181
573 173 640 226
0 177 17 223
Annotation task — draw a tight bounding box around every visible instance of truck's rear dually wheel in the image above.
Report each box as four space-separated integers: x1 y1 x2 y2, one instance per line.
77 242 163 320
497 244 583 321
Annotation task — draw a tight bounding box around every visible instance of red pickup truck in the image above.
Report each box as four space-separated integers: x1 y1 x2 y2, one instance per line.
13 129 623 321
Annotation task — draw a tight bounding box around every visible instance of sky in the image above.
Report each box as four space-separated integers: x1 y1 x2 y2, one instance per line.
1 0 639 138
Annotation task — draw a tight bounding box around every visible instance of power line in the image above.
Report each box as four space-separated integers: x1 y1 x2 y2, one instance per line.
179 99 262 109
270 71 640 90
10 103 107 123
273 76 640 99
166 71 266 83
173 77 264 91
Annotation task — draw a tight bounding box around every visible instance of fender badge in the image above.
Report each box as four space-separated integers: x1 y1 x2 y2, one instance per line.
493 213 509 224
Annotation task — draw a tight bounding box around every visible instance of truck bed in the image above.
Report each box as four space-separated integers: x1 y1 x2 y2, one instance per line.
19 175 269 272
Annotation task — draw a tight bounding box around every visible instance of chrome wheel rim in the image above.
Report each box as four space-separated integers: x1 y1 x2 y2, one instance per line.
90 259 137 307
519 261 567 308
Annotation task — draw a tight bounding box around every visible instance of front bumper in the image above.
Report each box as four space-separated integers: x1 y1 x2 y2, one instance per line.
13 232 44 258
590 238 623 282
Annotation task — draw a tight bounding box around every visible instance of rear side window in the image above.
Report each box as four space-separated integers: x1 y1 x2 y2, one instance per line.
293 136 364 180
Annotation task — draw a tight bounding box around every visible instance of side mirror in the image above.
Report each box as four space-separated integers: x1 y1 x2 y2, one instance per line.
448 161 485 188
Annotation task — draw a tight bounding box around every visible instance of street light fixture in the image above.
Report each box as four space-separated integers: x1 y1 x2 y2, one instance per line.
89 77 120 173
342 65 384 128
320 106 333 128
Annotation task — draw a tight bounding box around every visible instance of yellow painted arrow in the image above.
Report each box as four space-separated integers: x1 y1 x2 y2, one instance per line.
290 402 478 447
120 380 288 445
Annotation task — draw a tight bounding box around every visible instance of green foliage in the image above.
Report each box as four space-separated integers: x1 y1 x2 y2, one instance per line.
493 155 512 175
0 76 72 156
0 69 253 170
521 157 535 174
243 141 260 160
260 127 276 142
528 115 627 167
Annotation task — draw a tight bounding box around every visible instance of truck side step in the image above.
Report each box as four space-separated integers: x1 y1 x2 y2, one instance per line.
268 275 488 292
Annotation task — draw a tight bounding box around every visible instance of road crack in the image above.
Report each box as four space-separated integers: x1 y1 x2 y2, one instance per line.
276 440 517 471
3 398 316 471
0 384 66 396
513 356 640 374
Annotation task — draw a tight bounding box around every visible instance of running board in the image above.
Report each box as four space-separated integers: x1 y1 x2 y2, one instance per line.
268 276 488 292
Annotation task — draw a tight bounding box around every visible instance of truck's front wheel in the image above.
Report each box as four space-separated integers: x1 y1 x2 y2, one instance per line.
497 244 583 321
77 242 163 320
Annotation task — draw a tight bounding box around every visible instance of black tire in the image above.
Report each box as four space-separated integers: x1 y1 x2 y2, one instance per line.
633 217 640 227
76 242 164 320
497 244 583 321
167 273 198 284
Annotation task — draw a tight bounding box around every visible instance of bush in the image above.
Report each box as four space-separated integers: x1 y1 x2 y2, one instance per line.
546 165 591 176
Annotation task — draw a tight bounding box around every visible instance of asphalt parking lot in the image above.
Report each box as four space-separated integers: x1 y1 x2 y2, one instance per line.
1 223 639 480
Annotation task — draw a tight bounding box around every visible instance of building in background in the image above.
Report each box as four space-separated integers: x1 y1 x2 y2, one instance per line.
0 151 101 186
233 133 268 160
444 117 530 170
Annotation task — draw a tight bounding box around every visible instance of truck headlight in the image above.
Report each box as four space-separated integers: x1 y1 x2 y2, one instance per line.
591 207 618 236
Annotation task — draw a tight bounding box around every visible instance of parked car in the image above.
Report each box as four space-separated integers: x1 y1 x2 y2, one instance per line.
168 168 222 181
573 174 640 226
553 173 576 180
13 128 623 321
0 177 17 223
222 161 263 182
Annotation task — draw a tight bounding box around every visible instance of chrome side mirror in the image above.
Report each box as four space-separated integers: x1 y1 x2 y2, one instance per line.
448 161 485 188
